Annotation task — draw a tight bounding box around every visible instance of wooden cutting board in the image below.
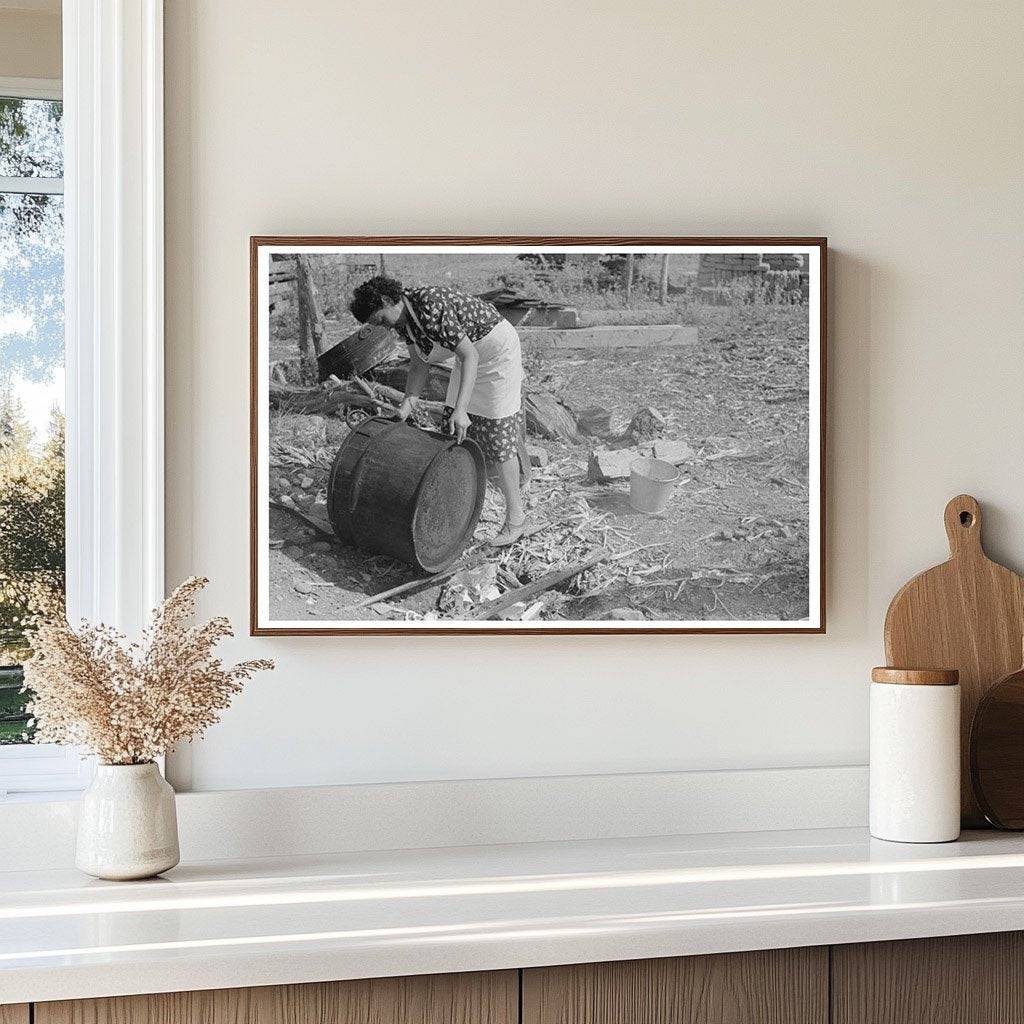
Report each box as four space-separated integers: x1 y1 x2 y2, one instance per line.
884 494 1024 826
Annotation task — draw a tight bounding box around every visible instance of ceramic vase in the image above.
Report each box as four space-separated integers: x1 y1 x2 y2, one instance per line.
76 762 180 880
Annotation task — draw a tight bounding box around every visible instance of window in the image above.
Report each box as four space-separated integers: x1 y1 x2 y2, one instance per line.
0 5 166 798
0 79 85 797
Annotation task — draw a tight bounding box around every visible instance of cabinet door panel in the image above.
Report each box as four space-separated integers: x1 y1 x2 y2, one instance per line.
0 1006 29 1024
832 932 1024 1024
523 948 828 1024
36 971 517 1024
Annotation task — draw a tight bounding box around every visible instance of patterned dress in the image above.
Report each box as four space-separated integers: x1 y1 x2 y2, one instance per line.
401 286 502 357
401 286 525 465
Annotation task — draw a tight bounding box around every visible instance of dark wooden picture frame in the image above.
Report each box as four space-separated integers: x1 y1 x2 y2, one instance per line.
250 236 827 636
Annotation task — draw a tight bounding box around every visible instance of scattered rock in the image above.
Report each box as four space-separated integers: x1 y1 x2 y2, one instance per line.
325 420 348 444
293 578 313 595
310 540 332 553
607 607 645 621
527 445 549 468
587 447 642 483
283 545 302 558
626 406 666 443
442 563 501 613
652 439 696 465
299 475 315 490
276 476 291 491
278 493 297 508
575 405 614 438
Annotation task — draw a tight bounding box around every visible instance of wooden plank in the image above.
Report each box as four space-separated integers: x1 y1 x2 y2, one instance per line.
522 949 828 1024
519 325 698 350
832 933 1024 1024
0 1006 29 1024
36 971 517 1024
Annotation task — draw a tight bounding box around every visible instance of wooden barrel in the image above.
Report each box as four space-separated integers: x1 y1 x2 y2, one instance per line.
327 417 486 572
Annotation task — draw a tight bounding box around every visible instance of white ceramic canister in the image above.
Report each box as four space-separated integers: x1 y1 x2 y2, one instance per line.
870 667 961 843
76 762 180 880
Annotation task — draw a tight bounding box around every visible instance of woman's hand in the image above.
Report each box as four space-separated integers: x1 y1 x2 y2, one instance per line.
396 397 417 422
448 408 471 444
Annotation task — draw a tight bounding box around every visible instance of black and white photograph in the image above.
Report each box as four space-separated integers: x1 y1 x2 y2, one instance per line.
251 239 824 634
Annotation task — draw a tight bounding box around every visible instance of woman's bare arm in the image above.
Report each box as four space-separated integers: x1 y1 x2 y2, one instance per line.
397 345 430 420
452 337 478 411
449 336 479 442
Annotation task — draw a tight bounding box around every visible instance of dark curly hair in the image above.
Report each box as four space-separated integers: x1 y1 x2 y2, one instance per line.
349 274 404 323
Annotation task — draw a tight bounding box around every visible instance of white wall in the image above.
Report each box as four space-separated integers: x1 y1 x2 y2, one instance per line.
164 0 1024 792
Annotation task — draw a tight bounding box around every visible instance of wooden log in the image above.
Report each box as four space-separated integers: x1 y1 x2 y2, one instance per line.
469 550 609 620
372 361 451 403
296 255 326 360
269 384 383 417
268 382 445 419
624 253 635 302
524 391 581 443
659 253 671 305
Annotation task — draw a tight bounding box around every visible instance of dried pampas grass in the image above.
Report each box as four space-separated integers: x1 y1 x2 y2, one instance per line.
23 576 273 765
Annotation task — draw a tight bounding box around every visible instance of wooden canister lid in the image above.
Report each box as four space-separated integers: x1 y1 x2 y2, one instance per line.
871 667 959 686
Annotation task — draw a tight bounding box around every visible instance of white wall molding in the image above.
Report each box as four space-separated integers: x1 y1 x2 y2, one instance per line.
0 76 61 100
63 0 164 635
0 765 868 870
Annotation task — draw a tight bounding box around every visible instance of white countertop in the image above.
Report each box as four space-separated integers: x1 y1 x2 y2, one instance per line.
4 826 1024 1004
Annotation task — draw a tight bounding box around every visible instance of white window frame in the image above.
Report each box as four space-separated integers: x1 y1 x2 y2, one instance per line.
0 1 165 799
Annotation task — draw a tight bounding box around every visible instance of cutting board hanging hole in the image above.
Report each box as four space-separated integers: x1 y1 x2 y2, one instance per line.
944 494 983 557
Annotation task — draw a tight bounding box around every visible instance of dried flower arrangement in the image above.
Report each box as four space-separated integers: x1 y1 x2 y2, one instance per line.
23 576 273 765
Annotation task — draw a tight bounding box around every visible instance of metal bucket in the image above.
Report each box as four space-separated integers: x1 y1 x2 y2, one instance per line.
629 456 680 514
327 417 486 572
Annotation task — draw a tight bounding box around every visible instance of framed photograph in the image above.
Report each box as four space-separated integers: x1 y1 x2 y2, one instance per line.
250 237 826 635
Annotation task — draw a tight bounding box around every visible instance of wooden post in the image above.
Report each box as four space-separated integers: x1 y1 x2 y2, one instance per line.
379 253 386 275
295 255 326 367
624 253 635 304
659 253 671 305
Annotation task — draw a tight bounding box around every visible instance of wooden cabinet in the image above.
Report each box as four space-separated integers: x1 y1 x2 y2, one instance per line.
522 948 828 1024
34 971 517 1024
24 932 1024 1024
832 932 1024 1024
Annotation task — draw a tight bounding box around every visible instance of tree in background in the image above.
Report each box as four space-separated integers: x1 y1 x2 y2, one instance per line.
0 393 65 741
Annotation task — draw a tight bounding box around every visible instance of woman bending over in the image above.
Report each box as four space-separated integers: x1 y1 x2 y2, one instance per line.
349 275 527 546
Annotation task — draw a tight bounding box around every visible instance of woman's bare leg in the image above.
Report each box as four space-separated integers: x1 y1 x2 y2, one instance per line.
490 457 526 544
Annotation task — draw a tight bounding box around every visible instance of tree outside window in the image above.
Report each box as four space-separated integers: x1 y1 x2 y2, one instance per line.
0 94 65 744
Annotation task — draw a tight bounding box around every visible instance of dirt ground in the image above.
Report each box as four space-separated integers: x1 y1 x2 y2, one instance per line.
267 302 811 625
